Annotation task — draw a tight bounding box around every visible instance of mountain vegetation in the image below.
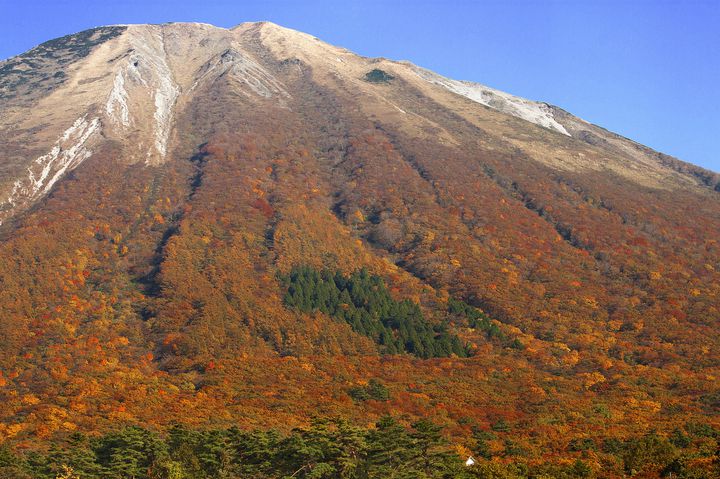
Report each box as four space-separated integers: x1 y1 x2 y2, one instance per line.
283 266 468 358
2 417 718 478
364 69 395 83
0 22 718 478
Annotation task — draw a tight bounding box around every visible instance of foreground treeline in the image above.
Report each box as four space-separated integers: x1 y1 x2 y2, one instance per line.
2 417 719 479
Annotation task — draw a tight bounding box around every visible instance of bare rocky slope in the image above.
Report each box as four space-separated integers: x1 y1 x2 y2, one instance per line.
1 22 716 225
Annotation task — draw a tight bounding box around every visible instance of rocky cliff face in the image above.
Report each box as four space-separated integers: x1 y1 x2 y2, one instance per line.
0 22 718 453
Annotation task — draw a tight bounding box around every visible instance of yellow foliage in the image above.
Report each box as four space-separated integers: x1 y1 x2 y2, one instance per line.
562 350 580 367
454 443 472 458
352 209 365 223
61 421 77 431
22 394 41 405
1 423 24 438
580 372 606 390
583 296 598 309
56 465 80 479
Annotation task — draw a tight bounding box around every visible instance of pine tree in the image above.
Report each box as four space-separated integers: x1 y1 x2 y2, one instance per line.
283 266 469 359
366 416 416 478
0 445 32 479
95 426 168 479
65 433 102 478
410 420 454 478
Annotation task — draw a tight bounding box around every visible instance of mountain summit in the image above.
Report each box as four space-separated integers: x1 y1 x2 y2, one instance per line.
0 22 718 471
2 22 716 224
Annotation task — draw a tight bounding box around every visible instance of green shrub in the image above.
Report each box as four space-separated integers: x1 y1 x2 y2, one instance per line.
349 378 390 402
364 69 395 83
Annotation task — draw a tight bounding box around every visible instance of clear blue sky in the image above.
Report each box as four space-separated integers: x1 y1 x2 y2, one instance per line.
2 0 718 172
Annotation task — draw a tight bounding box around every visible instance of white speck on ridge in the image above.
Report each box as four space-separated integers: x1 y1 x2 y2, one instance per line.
413 66 570 136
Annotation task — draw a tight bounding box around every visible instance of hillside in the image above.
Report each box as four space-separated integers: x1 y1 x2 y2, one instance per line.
0 22 718 477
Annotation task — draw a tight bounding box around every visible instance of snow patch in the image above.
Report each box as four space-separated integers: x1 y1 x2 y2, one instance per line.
111 26 180 162
413 66 570 136
106 70 130 126
1 116 100 224
152 64 180 157
130 30 180 161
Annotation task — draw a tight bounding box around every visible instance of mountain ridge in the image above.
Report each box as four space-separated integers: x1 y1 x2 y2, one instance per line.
1 21 715 228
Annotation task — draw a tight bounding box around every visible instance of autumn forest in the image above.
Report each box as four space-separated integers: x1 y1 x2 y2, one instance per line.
0 22 719 479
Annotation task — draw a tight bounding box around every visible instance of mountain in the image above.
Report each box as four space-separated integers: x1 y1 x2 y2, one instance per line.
0 22 718 474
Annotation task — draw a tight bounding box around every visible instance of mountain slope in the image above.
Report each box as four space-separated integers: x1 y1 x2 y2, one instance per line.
0 22 718 470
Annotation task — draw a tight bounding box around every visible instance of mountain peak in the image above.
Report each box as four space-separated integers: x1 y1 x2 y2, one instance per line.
231 20 285 30
1 21 719 474
0 20 716 228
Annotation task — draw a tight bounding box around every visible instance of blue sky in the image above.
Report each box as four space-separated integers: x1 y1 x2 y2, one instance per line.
2 0 718 172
